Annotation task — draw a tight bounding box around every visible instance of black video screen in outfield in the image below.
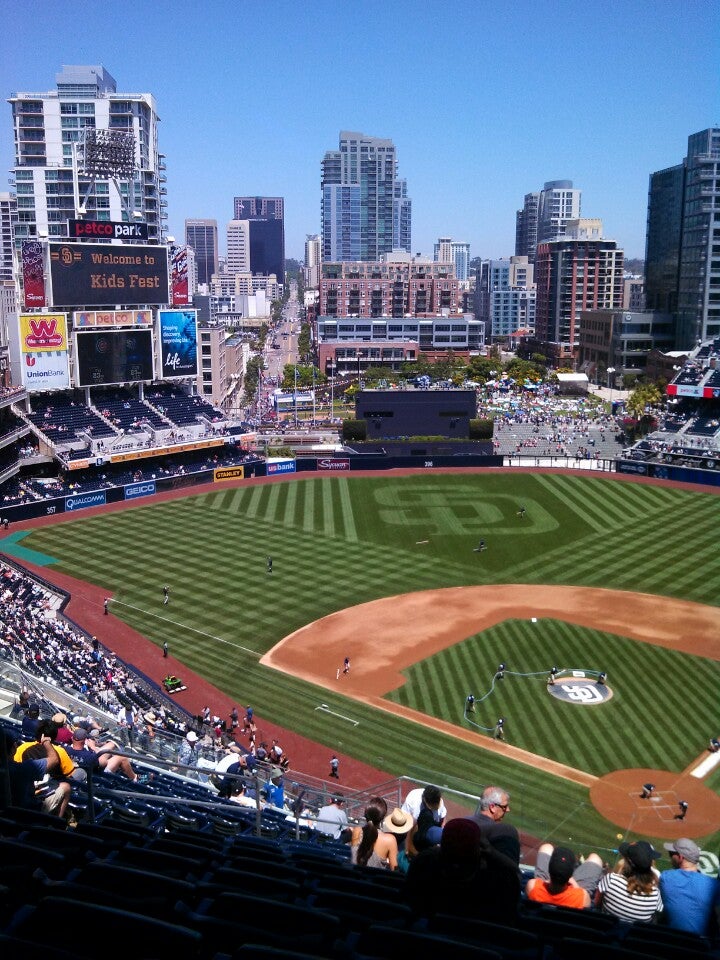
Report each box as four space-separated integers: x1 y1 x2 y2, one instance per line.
75 330 155 386
49 242 169 307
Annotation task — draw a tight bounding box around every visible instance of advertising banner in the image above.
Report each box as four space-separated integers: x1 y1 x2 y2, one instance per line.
49 242 169 307
317 458 350 471
158 309 198 378
21 241 46 308
110 437 223 463
19 313 68 352
19 313 70 393
75 329 154 386
170 245 189 307
214 466 245 481
124 480 157 500
266 460 296 475
22 351 71 392
68 219 148 242
74 309 153 327
65 491 107 512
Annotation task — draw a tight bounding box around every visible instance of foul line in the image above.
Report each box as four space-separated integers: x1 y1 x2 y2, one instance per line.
110 600 261 658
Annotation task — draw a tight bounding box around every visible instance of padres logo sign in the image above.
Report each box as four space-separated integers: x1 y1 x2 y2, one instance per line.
547 674 613 705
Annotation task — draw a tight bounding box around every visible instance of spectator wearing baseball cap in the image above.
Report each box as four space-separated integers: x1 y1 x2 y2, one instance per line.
526 842 604 908
660 838 719 935
595 840 664 924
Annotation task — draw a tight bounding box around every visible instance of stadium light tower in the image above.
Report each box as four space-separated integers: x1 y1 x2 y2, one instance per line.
73 128 138 221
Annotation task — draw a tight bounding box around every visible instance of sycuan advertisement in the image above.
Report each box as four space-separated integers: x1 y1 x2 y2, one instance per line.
158 309 198 379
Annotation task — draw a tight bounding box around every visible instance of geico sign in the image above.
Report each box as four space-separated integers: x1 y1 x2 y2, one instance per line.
125 482 156 499
317 458 350 471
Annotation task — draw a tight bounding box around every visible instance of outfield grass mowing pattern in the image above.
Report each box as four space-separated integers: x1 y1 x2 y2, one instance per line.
386 618 720 777
22 473 720 854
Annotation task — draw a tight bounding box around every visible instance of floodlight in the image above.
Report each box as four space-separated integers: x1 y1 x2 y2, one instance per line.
80 129 137 179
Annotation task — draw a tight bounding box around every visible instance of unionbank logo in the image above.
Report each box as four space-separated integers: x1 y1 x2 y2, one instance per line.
65 492 106 511
125 481 156 500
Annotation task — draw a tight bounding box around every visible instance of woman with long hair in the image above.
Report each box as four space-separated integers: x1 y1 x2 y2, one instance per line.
350 801 398 870
595 840 663 923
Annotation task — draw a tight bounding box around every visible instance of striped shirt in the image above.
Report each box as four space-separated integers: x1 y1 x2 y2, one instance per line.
597 872 663 923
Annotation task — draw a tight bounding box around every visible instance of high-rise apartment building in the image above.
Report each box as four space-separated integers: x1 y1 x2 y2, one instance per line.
434 237 471 281
0 194 17 282
533 219 624 364
321 131 411 261
185 218 218 286
232 196 285 281
646 128 720 347
475 256 536 342
8 65 166 242
515 181 581 262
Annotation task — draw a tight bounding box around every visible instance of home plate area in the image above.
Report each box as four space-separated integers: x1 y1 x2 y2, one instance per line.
633 788 685 822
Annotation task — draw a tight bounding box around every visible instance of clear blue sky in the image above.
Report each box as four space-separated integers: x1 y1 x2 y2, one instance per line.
2 0 718 261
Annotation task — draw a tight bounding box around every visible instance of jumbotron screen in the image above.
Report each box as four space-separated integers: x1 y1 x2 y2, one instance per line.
75 330 154 386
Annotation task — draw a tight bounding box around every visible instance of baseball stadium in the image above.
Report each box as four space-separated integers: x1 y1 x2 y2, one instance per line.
4 465 719 858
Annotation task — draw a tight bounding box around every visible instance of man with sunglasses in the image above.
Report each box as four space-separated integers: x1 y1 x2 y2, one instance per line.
470 785 520 865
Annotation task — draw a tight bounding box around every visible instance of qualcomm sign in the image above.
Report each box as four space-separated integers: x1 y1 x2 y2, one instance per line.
65 492 107 511
267 460 296 475
124 481 156 500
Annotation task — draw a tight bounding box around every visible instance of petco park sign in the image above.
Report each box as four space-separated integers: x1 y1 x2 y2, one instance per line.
69 219 148 241
317 458 350 471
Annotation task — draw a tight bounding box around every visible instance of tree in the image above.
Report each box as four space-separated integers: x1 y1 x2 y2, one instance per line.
505 357 546 382
466 355 500 384
626 381 663 418
366 366 395 385
242 355 264 404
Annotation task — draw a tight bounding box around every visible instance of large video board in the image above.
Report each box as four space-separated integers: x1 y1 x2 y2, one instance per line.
75 329 154 386
49 242 169 307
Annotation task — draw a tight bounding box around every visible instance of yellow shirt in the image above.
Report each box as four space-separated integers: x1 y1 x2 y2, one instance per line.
14 740 76 777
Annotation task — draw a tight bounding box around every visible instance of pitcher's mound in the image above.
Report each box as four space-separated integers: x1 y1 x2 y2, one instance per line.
591 768 720 839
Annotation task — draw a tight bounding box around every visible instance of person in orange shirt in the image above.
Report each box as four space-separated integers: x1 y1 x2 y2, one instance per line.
526 843 604 909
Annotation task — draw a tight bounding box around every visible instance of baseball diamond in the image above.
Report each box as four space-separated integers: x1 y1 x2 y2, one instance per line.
6 467 720 858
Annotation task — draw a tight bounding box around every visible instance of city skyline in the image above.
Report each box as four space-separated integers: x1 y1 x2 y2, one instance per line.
2 0 718 261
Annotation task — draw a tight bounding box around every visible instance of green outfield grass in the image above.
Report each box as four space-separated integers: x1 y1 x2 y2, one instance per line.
386 618 719 776
20 472 720 855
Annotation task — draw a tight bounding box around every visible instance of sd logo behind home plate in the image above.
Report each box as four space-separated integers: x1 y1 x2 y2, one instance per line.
548 672 613 705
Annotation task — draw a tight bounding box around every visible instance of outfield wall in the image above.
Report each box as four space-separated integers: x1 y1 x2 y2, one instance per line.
616 458 720 488
4 452 718 524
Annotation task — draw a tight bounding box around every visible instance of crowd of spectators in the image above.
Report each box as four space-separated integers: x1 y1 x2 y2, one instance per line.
485 386 626 460
0 563 189 745
0 443 261 509
2 558 719 947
